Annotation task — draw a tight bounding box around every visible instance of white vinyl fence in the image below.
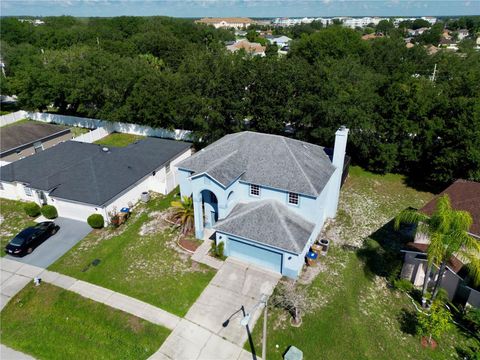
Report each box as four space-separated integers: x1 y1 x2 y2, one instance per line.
0 111 193 142
0 110 29 127
28 112 193 141
71 127 112 143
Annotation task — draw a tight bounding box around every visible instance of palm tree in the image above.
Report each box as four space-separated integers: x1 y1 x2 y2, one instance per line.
170 196 194 235
394 194 480 305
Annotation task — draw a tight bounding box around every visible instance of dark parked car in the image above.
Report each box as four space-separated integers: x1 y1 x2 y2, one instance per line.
5 222 59 256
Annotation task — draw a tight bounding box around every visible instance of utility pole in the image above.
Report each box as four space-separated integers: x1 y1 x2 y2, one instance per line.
430 63 437 82
262 297 268 360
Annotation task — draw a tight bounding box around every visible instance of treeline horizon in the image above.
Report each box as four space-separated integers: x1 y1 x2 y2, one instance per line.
0 16 479 189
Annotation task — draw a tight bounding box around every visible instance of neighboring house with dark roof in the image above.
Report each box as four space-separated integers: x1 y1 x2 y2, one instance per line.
0 138 191 223
176 128 349 278
400 180 480 307
0 121 72 162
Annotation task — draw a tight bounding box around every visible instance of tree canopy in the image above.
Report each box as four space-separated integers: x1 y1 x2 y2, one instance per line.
1 16 479 187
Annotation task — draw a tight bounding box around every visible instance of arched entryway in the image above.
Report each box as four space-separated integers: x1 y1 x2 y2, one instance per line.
201 189 218 229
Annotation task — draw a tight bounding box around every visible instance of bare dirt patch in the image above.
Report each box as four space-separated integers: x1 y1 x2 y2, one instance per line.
138 209 174 236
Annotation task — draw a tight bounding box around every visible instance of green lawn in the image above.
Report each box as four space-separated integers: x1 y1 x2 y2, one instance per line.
0 199 36 256
94 133 145 147
49 190 215 317
249 166 474 359
0 283 169 360
70 126 90 137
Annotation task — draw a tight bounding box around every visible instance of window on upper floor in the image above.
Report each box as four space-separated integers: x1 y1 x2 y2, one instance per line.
288 192 299 205
250 184 260 197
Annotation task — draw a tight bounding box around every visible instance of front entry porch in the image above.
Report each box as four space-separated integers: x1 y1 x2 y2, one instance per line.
193 189 220 239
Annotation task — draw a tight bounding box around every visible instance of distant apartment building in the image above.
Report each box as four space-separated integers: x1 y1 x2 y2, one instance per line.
18 18 45 25
342 17 385 28
195 17 253 29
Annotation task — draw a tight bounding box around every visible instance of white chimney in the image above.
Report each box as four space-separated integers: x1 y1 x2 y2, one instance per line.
328 125 349 218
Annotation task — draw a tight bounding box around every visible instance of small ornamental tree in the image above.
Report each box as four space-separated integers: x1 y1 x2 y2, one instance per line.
87 214 104 229
24 202 41 217
271 280 309 326
41 205 58 219
417 301 453 346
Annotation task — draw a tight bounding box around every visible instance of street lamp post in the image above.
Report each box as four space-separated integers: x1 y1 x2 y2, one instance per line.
241 294 269 360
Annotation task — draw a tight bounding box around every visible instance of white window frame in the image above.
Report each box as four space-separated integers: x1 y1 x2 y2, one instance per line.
288 192 299 206
24 185 32 197
249 184 260 197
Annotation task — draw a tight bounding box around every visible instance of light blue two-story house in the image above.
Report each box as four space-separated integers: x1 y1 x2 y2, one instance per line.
175 127 349 278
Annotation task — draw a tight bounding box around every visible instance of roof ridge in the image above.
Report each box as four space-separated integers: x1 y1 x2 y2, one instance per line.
204 150 239 175
215 201 266 226
270 200 300 252
281 137 318 195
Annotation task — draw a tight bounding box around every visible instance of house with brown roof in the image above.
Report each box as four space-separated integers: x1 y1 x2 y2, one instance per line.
195 17 253 29
226 39 266 57
400 180 480 307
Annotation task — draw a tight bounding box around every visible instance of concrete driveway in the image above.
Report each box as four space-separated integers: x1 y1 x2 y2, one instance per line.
185 257 281 346
4 217 91 268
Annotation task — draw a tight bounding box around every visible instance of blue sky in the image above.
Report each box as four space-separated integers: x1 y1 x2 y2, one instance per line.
1 0 479 18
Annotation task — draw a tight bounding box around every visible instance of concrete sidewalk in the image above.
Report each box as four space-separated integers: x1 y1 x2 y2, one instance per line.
150 258 279 359
191 239 223 270
149 319 258 360
0 258 180 330
0 344 36 360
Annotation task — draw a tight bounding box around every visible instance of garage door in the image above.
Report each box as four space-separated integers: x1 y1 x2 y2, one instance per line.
227 238 283 274
53 199 98 222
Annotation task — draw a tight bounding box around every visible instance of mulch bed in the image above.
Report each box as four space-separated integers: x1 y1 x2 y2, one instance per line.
421 336 438 349
178 238 201 253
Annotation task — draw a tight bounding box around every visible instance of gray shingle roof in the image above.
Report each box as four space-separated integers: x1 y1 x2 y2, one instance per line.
0 121 70 155
177 131 335 197
214 199 314 254
0 138 190 206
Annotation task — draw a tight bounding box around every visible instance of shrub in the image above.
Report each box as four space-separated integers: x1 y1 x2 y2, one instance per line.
210 241 226 260
87 214 104 229
41 205 58 219
417 301 453 344
463 307 480 336
393 278 414 293
24 202 41 217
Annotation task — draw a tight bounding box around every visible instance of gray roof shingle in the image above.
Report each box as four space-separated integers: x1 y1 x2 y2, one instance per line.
0 138 190 206
214 199 315 254
0 121 70 155
177 131 335 197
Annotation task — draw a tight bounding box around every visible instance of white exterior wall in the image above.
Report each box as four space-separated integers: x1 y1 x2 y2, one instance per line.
51 197 101 222
0 181 36 202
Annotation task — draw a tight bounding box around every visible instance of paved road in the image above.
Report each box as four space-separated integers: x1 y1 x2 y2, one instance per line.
5 217 91 268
